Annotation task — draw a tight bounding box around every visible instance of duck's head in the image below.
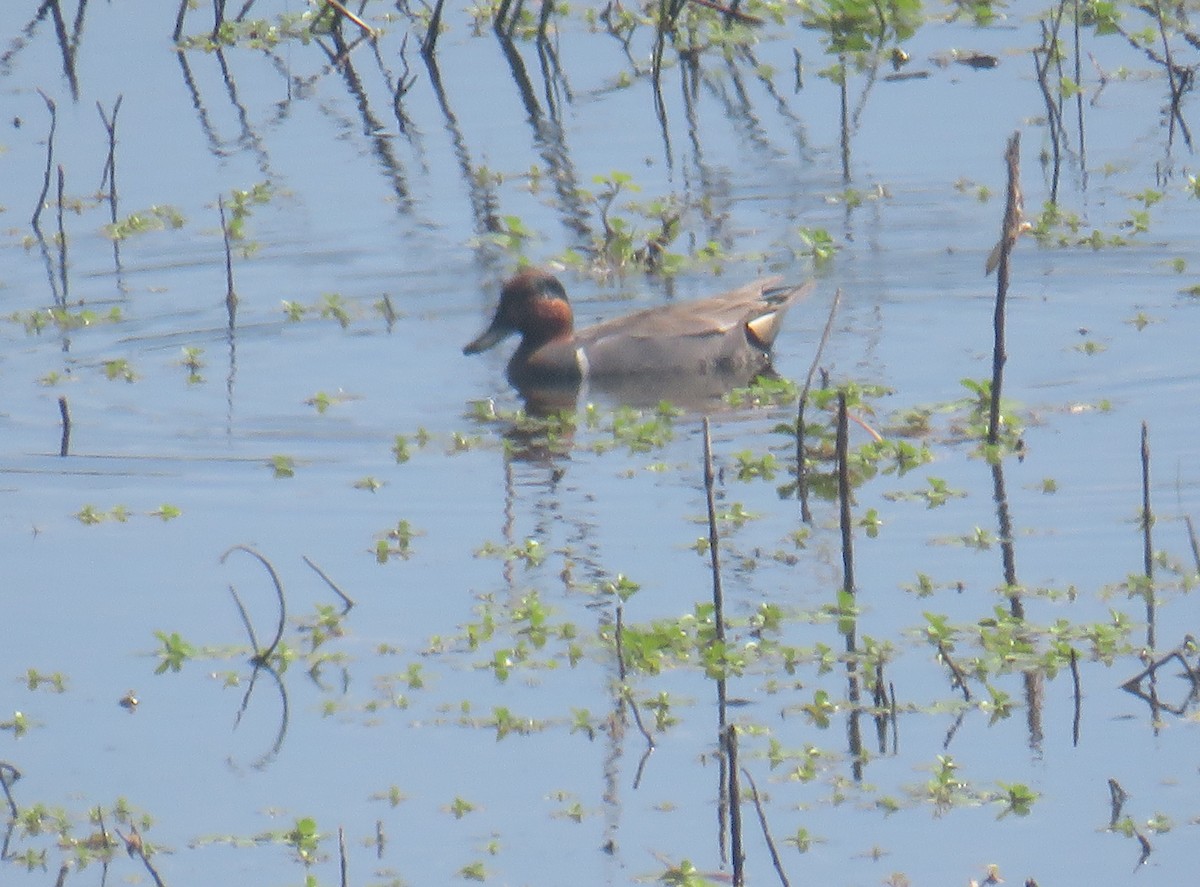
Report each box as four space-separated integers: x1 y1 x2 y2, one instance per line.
463 269 574 355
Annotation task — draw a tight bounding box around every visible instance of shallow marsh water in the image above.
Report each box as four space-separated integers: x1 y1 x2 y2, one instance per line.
2 1 1200 885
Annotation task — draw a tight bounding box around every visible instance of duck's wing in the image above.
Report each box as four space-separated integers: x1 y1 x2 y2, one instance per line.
577 278 813 344
574 278 815 376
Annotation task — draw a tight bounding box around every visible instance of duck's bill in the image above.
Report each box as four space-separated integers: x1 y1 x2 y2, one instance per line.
463 322 512 355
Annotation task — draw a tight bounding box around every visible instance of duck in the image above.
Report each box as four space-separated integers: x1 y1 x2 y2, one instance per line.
464 269 814 407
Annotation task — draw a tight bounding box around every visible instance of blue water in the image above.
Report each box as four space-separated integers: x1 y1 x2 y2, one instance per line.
2 1 1200 885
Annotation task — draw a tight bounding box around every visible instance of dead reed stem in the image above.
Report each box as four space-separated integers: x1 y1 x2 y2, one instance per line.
218 195 238 317
339 825 348 887
1141 421 1156 651
1069 646 1081 746
725 724 743 885
57 396 70 457
325 0 375 37
740 767 791 887
796 288 841 520
32 90 56 234
1141 421 1154 579
1185 514 1200 574
937 639 971 701
0 761 20 818
56 164 69 301
836 392 854 595
1033 14 1065 204
421 0 446 56
173 0 189 41
303 555 356 610
702 417 728 720
988 132 1022 447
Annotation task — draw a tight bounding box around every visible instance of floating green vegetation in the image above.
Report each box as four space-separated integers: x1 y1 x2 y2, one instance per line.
474 537 546 569
305 389 357 413
178 12 315 51
1030 200 1131 249
74 504 135 523
224 181 273 255
8 304 123 335
22 669 68 693
103 204 184 240
102 358 136 382
884 476 968 508
178 346 205 383
75 503 181 523
801 0 923 60
153 630 196 674
571 171 686 275
3 798 158 877
375 519 420 563
1 710 34 737
728 375 799 407
796 225 838 265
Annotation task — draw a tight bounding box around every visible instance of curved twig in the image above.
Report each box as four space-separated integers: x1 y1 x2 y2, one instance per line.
220 545 286 665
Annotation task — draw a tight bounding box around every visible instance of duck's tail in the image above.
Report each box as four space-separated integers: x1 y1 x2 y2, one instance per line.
746 281 816 349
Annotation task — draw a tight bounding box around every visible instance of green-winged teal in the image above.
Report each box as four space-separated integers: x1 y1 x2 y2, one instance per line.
464 269 814 401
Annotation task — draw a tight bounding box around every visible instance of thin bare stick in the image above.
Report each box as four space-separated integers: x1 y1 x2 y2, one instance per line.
212 0 229 39
725 725 743 885
96 96 123 197
53 863 69 887
235 0 263 21
56 164 68 300
339 825 348 887
702 417 728 722
740 767 790 887
421 0 446 57
58 396 70 456
218 196 238 317
689 0 763 24
0 761 20 818
1141 422 1154 579
1141 421 1156 652
615 604 628 682
229 584 263 658
32 90 56 234
325 0 375 36
987 132 1022 448
536 0 555 40
836 392 854 595
622 686 656 752
95 805 110 854
799 288 841 408
1151 0 1192 149
796 287 842 518
97 97 125 276
1135 828 1152 864
303 555 355 610
220 545 287 664
173 0 189 41
117 824 167 887
1069 646 1081 746
936 639 971 701
1120 635 1198 689
1184 514 1200 574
